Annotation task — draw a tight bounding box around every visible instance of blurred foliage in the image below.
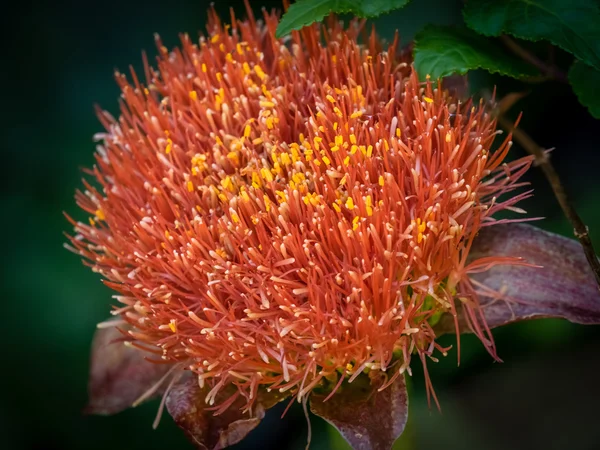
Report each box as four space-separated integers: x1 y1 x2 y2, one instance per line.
2 0 600 449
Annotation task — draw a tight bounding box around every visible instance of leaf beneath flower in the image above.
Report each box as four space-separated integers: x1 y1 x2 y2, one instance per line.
437 224 600 334
310 374 408 450
166 378 289 450
86 324 173 415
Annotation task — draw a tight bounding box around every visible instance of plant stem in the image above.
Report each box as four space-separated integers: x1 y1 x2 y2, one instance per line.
496 115 600 289
500 35 568 83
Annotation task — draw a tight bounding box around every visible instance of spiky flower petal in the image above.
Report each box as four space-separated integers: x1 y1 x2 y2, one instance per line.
67 7 532 410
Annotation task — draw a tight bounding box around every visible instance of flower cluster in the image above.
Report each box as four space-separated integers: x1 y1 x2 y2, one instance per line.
67 6 532 410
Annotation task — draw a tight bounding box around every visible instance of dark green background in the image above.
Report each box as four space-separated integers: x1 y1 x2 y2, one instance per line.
3 0 600 449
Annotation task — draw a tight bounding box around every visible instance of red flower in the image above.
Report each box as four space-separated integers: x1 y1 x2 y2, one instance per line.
67 5 600 450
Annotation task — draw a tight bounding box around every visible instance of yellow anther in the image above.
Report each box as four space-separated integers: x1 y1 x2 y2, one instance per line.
333 122 338 131
396 128 401 137
275 190 287 203
252 137 263 145
211 34 220 44
322 155 331 166
366 196 373 216
280 152 291 166
263 195 271 211
332 202 341 212
423 96 433 103
352 216 360 230
221 176 234 191
202 63 207 73
231 211 240 223
261 84 272 99
254 65 266 80
236 43 244 55
339 174 348 186
225 53 233 63
260 167 274 182
187 181 194 192
366 145 373 157
165 138 173 154
335 135 343 146
227 152 239 165
379 175 385 186
445 132 452 143
345 197 354 210
189 91 198 101
244 124 251 138
350 111 363 119
326 94 336 103
343 156 350 166
168 320 177 333
331 55 337 63
95 209 105 221
350 134 357 144
242 62 251 75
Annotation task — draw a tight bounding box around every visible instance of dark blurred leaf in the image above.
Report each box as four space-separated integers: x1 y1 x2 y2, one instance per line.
463 0 600 71
437 224 600 334
276 0 411 38
166 378 289 449
86 324 173 415
413 25 537 80
310 374 408 450
569 60 600 119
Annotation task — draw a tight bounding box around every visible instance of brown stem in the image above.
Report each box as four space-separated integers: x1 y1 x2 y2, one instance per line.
496 115 600 289
500 35 568 83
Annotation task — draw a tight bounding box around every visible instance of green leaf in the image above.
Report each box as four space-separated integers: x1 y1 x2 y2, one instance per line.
463 0 600 71
569 60 600 119
413 25 538 81
276 0 411 38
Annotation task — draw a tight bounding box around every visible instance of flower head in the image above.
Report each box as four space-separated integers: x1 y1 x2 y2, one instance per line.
67 5 533 412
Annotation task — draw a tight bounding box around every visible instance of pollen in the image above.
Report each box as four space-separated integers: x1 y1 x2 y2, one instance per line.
95 209 105 221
